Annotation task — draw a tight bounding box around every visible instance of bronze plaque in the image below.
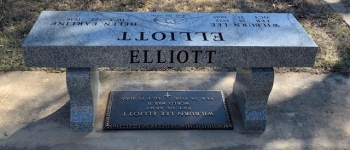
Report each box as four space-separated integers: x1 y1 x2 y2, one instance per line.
104 91 232 130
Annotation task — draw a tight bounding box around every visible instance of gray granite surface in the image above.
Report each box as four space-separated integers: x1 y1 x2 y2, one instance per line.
66 68 99 131
232 67 274 130
22 11 318 67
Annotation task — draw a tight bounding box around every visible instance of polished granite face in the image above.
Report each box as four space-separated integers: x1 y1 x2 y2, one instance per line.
23 11 317 47
104 91 232 130
22 11 318 68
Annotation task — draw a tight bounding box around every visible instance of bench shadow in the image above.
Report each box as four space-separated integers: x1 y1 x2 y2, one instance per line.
262 73 350 149
2 71 349 149
97 71 350 149
3 95 91 142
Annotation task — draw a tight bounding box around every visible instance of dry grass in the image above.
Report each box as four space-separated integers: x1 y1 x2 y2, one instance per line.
0 0 349 74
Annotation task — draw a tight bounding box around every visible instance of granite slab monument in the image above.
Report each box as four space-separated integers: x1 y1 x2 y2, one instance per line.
22 11 318 131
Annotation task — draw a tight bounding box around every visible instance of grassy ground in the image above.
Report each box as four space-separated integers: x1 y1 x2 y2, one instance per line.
0 0 349 74
342 0 350 8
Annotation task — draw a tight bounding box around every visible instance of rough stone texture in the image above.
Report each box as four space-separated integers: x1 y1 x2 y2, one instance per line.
66 67 99 131
22 11 318 68
233 67 274 130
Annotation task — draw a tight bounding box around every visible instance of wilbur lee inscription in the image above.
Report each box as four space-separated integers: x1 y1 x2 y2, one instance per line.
104 91 232 130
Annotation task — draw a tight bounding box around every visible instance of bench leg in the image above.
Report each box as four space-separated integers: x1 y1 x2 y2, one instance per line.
66 67 100 131
233 67 274 130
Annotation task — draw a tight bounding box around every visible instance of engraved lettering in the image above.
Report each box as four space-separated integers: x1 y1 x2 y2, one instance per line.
170 50 175 63
202 97 214 101
143 50 153 63
167 106 176 110
211 32 225 41
129 50 217 64
168 102 190 105
177 112 214 116
135 32 149 41
51 21 97 26
255 16 269 19
211 23 228 27
179 106 191 110
177 50 189 63
134 112 140 117
175 97 188 100
216 19 229 22
121 97 136 101
120 22 137 26
154 102 166 106
234 23 280 28
148 97 161 100
214 16 227 18
118 32 131 40
113 31 227 41
192 50 202 63
157 50 166 63
170 32 176 41
92 22 98 26
264 24 271 27
146 106 163 110
206 50 216 63
152 32 166 41
130 50 140 63
273 24 280 27
67 18 81 21
195 112 200 116
160 111 174 116
122 111 156 117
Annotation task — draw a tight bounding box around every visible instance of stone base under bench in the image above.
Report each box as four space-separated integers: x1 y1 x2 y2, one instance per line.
66 68 99 131
66 67 273 131
233 67 274 130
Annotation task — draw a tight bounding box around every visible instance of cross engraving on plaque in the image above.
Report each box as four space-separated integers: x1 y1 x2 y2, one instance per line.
164 92 171 98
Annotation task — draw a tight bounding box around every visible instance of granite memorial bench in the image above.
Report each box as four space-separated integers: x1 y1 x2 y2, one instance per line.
22 11 318 131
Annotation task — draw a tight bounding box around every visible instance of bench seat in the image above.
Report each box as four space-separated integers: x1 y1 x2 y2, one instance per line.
22 11 318 131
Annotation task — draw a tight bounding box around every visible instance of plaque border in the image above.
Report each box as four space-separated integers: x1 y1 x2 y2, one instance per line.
103 90 233 130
